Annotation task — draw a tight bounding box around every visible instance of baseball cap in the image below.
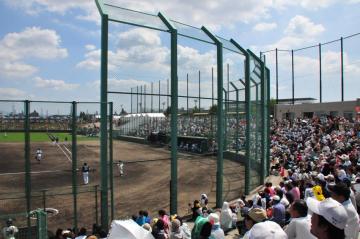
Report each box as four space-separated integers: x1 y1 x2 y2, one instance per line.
316 173 325 182
249 221 287 239
247 208 267 223
306 197 347 230
272 195 280 202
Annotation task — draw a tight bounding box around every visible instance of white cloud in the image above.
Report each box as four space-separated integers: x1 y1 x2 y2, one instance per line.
0 62 38 78
118 28 161 48
0 27 67 78
85 44 96 51
284 15 325 38
253 22 277 32
265 15 325 50
0 27 68 61
34 76 79 90
77 28 169 73
0 88 27 99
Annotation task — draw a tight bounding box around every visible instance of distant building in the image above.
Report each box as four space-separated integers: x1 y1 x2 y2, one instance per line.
275 98 360 121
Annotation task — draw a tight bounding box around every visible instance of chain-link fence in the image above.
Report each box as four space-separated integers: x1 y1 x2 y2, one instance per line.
0 100 107 237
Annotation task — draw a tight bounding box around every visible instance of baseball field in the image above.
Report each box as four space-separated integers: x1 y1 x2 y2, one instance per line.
0 134 245 231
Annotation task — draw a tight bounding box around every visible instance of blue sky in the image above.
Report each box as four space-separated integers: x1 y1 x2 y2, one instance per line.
0 0 359 114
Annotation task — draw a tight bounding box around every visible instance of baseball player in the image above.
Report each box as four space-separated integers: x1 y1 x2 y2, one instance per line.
2 219 18 239
35 148 43 163
82 163 90 185
117 160 124 177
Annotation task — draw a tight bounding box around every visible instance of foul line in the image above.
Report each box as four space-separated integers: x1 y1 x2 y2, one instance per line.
56 143 72 162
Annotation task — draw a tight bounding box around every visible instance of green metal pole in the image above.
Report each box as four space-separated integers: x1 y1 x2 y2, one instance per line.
137 86 139 113
131 88 133 114
151 82 153 113
158 12 178 215
223 89 227 152
24 100 31 238
216 41 224 208
229 39 250 195
42 190 46 211
198 70 201 112
109 102 114 220
260 61 266 185
158 81 161 113
236 89 239 156
227 64 230 115
140 85 143 113
291 50 294 105
266 67 271 177
275 48 279 104
144 85 147 113
167 79 169 109
187 73 189 114
245 56 251 195
319 44 322 103
202 26 223 208
340 37 344 102
100 14 109 230
71 101 78 230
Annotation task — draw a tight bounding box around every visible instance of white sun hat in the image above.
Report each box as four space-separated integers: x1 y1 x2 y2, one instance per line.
306 197 347 230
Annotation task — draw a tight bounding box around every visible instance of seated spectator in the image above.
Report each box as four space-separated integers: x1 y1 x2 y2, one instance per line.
170 219 183 239
246 220 287 239
285 200 315 239
75 228 87 239
242 208 267 239
190 200 202 220
220 202 233 232
152 219 169 239
208 213 224 239
136 210 146 226
270 196 285 226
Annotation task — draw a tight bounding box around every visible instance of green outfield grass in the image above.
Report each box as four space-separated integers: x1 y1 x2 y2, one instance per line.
0 132 99 142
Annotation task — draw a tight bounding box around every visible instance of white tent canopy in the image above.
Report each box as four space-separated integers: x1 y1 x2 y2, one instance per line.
123 113 165 118
107 219 154 239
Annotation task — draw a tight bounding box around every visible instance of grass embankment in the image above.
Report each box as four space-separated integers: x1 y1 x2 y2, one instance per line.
0 132 98 142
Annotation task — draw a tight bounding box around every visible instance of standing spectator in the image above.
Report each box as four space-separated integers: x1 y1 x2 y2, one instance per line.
285 200 315 239
328 183 359 239
307 197 347 239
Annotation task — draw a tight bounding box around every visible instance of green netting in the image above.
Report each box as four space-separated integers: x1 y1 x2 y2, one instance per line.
217 36 244 55
101 2 168 31
170 20 214 44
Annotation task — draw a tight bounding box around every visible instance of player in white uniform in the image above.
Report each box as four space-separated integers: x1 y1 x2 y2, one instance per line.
82 163 90 185
117 160 124 177
2 219 18 239
35 148 43 163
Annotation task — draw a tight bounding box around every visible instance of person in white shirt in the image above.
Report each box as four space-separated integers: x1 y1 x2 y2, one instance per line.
285 200 316 239
75 228 87 239
329 182 359 239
